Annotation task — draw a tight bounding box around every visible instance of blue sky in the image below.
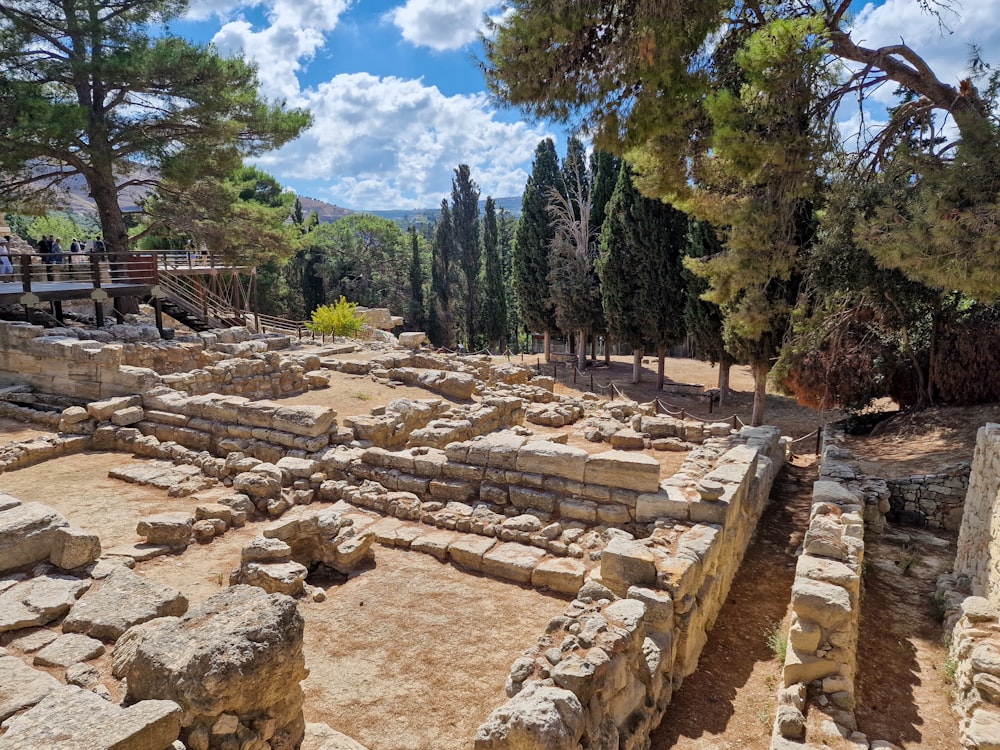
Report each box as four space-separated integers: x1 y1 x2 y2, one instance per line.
171 0 998 210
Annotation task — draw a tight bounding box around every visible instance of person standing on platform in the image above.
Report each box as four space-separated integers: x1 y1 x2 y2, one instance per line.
69 238 81 279
48 237 65 280
0 238 13 278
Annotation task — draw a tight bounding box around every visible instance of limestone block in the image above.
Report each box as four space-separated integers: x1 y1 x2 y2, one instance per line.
0 502 70 573
964 709 1000 750
303 722 374 750
788 619 821 652
790 578 852 628
601 538 657 592
60 406 90 425
137 512 194 548
627 586 674 632
271 404 337 438
482 543 548 584
559 498 598 524
125 585 307 738
429 479 476 503
327 530 376 573
509 486 559 514
237 400 279 429
238 561 308 596
411 530 461 561
33 633 105 668
803 513 848 561
813 480 862 508
583 450 660 492
87 395 141 421
234 470 282 500
448 535 497 571
0 652 61 721
474 682 584 750
399 332 428 349
532 558 586 595
63 566 188 642
516 442 588 483
795 555 859 591
50 526 101 570
688 495 731 525
0 685 181 750
609 429 646 450
111 405 145 426
417 370 476 400
636 486 689 523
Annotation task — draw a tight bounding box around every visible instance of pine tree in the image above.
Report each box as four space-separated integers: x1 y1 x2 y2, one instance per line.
407 226 426 331
451 165 481 348
513 139 560 359
428 201 456 348
480 197 507 351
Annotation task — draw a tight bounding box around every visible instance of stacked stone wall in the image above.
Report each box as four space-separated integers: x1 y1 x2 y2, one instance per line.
887 463 970 530
473 426 784 750
0 321 312 402
769 427 890 748
939 424 1000 749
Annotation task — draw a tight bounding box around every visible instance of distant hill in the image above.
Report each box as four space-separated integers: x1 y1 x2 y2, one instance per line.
38 177 522 230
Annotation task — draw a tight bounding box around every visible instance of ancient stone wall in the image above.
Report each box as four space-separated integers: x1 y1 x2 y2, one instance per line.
769 427 890 748
952 424 1000 603
473 426 784 750
887 463 970 530
938 424 1000 750
0 321 313 401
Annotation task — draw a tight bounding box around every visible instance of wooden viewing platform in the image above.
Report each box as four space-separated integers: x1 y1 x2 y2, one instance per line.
0 250 257 334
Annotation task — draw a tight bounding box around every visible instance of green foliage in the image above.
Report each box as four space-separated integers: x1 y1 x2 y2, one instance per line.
26 214 97 245
480 197 508 349
428 201 457 347
451 165 481 346
0 0 310 260
765 622 788 663
598 163 688 352
303 214 410 314
407 227 426 331
306 296 364 338
513 139 560 333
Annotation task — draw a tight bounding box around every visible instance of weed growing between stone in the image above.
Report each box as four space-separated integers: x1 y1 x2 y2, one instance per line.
766 621 788 663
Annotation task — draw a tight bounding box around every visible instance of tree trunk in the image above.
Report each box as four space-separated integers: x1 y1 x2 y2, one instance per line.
656 344 666 391
632 348 642 385
604 337 610 366
717 354 733 406
590 334 597 363
577 329 587 373
543 330 551 363
91 172 139 315
750 360 770 427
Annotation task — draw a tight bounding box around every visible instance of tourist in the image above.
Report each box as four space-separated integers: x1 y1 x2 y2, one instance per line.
0 238 13 278
49 237 65 280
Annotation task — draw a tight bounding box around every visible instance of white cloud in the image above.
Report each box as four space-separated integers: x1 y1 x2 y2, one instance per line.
851 0 1000 105
388 0 499 51
251 73 551 208
190 0 350 100
836 0 1000 152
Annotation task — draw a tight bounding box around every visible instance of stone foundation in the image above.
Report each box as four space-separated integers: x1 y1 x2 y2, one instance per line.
769 427 891 749
887 463 970 530
939 424 1000 749
474 426 784 750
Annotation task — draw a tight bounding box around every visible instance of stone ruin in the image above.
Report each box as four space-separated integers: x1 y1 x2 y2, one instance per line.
0 318 806 749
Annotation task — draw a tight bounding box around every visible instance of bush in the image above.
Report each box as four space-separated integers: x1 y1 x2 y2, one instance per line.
307 296 364 338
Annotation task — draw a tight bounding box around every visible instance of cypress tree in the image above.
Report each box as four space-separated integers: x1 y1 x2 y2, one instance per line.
513 139 560 358
451 165 481 348
480 197 507 351
599 163 688 387
407 226 426 331
428 201 456 348
683 220 736 402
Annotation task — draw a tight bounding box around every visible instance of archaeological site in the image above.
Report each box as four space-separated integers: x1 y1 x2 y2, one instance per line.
0 310 994 750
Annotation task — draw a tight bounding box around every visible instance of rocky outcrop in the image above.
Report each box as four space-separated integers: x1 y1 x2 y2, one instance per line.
123 585 308 750
0 498 100 573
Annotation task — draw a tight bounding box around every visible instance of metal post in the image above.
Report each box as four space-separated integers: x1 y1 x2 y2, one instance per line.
680 409 686 421
708 395 713 414
572 365 577 384
732 415 738 430
815 426 822 455
537 357 541 373
590 373 594 392
553 363 557 379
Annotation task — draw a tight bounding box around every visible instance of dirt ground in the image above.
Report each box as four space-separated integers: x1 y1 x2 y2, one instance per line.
0 352 985 749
